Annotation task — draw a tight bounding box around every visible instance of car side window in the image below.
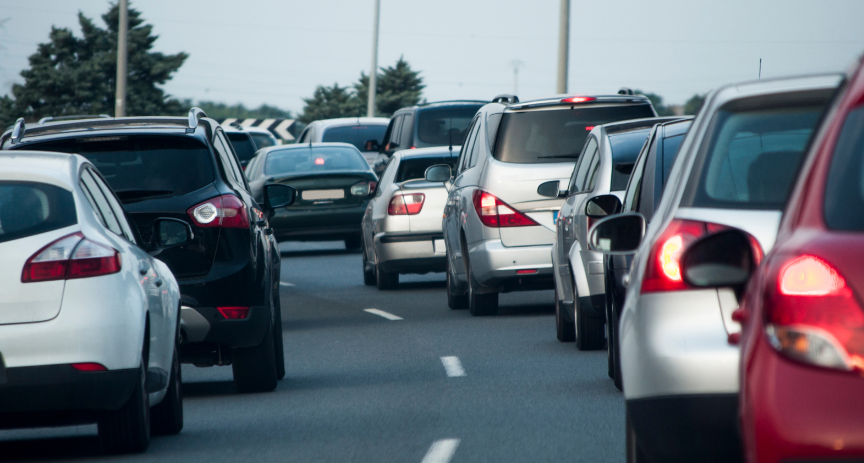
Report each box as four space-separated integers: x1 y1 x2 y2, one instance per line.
400 114 414 147
80 169 123 236
89 168 136 243
468 118 484 168
458 117 480 174
585 148 602 192
297 128 308 143
624 141 651 212
376 158 397 197
214 130 248 190
390 116 404 148
570 137 598 194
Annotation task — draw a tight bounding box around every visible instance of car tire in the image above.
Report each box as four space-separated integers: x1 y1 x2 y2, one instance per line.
575 297 606 351
376 261 398 290
232 319 278 393
150 346 183 436
99 352 150 454
362 245 376 286
626 409 650 463
467 261 498 316
345 236 362 251
446 258 467 310
273 288 286 381
555 297 575 342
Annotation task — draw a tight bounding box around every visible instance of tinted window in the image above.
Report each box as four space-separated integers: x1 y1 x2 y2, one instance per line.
416 105 483 146
395 156 459 183
661 133 686 185
80 169 123 236
683 105 824 209
249 132 276 149
400 114 414 146
571 137 597 193
266 146 368 176
825 106 864 230
322 125 388 151
226 132 258 163
609 129 651 190
0 182 76 244
28 136 214 204
494 104 655 164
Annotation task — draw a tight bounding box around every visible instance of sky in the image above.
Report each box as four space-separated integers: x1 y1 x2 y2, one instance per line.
1 0 863 116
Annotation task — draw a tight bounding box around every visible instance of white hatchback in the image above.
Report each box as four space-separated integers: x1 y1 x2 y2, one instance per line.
0 151 185 453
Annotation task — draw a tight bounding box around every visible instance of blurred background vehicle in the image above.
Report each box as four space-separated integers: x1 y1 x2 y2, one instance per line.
360 146 460 289
246 142 377 250
432 94 656 316
224 125 259 169
547 116 682 349
2 109 290 394
0 151 185 453
588 74 841 463
245 126 280 149
297 117 389 166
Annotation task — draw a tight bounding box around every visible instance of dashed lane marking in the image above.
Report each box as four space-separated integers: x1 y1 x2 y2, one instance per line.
363 308 403 320
421 439 460 463
440 356 465 377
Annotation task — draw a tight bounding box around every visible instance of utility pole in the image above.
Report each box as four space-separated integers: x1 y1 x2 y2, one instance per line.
556 0 569 94
367 0 380 118
511 60 524 95
114 0 128 117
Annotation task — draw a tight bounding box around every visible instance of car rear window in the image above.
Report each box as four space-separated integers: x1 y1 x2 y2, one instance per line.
825 106 864 230
609 128 651 190
227 132 258 163
0 182 76 244
395 156 459 183
249 132 276 149
26 136 215 203
416 105 483 147
322 125 388 151
682 104 825 209
494 104 656 164
266 146 368 176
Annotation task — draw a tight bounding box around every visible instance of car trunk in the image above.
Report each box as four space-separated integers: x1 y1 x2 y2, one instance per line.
398 181 448 233
268 171 376 232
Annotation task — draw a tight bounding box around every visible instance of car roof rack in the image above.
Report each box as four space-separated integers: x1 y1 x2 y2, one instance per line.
492 94 519 104
38 114 110 125
618 87 635 95
10 118 25 144
187 107 207 133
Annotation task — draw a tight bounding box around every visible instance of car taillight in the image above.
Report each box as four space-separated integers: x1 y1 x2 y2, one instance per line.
188 195 249 229
218 306 250 319
22 233 121 283
763 255 864 372
351 181 377 196
472 190 538 228
72 363 107 371
641 219 723 293
388 193 425 215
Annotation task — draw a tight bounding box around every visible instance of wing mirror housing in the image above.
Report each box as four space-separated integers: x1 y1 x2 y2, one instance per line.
537 180 567 198
264 183 297 209
585 194 622 218
425 164 452 183
681 229 759 301
150 218 194 255
588 213 646 254
364 139 380 152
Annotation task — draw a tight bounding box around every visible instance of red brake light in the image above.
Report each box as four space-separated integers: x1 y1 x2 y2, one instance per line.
22 233 121 283
67 239 122 279
472 190 539 228
188 195 249 229
315 157 325 165
641 220 711 293
561 96 596 104
388 194 425 215
584 126 595 131
72 363 107 371
779 255 845 296
218 306 250 319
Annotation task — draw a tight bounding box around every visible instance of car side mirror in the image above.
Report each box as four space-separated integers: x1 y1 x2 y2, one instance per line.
364 139 380 152
151 218 194 254
425 164 452 183
264 184 297 209
585 194 622 218
537 180 567 198
681 229 758 301
588 213 646 254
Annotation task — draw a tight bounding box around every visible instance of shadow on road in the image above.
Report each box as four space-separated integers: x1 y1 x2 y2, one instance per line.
0 435 103 461
280 248 356 258
182 380 237 397
390 280 446 290
497 303 554 316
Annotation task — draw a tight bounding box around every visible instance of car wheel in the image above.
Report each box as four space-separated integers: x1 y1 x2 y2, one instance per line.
99 351 150 454
362 244 376 286
555 296 575 342
575 296 605 351
150 346 183 436
467 260 498 316
376 260 398 290
232 318 278 393
344 236 362 251
446 258 467 310
626 409 650 463
273 288 286 381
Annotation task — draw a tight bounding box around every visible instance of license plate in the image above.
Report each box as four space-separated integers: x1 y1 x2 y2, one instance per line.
553 211 559 224
302 189 344 200
433 239 446 254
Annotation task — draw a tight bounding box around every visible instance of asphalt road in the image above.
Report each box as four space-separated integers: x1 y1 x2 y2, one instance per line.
0 241 625 462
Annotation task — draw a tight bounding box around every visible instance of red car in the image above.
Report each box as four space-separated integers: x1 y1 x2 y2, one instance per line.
680 56 864 463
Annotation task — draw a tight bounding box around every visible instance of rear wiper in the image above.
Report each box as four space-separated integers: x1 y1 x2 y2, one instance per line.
115 189 174 202
538 154 581 159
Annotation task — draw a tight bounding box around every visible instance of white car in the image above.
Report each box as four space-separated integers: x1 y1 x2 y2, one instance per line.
0 151 185 454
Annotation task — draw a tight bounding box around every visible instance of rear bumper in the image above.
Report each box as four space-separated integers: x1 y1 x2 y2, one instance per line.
627 394 742 463
270 203 368 241
467 239 554 292
180 305 269 350
375 232 446 274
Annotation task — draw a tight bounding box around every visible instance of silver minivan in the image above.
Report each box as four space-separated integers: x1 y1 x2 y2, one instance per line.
426 95 656 316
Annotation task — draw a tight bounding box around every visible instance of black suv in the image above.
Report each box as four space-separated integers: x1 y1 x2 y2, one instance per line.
370 100 486 174
1 109 295 393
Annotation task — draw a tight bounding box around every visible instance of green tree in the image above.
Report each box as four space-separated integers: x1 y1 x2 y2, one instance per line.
184 100 293 120
1 2 186 128
298 83 357 124
684 94 706 115
355 57 424 117
636 90 674 117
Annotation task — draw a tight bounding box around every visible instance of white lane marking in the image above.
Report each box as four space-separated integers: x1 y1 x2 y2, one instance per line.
421 439 460 463
279 282 295 287
363 308 403 320
440 356 465 377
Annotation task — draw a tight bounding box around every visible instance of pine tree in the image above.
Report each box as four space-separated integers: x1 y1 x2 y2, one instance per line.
298 83 357 124
684 94 706 115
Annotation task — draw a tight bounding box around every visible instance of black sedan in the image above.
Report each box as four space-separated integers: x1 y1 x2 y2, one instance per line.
246 142 378 249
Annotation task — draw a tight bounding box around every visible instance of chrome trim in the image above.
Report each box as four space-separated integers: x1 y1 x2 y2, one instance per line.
10 118 24 144
188 107 207 130
37 114 110 124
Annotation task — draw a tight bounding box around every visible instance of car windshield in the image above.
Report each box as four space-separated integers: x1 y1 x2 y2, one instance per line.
609 128 652 190
825 106 864 230
416 105 483 147
322 125 388 151
395 156 459 183
23 136 215 203
0 182 76 244
683 104 826 209
249 132 276 149
227 132 258 163
494 104 656 164
266 146 368 176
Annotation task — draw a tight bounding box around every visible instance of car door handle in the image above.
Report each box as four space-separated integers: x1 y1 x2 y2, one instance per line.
139 261 150 275
153 277 163 287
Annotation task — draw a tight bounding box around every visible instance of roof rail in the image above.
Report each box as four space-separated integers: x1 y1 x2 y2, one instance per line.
37 114 110 125
188 107 207 132
10 118 25 144
492 94 519 104
618 87 635 96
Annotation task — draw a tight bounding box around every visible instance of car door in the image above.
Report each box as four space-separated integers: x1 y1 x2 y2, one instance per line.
575 139 605 298
561 136 598 260
365 155 398 262
444 114 480 273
